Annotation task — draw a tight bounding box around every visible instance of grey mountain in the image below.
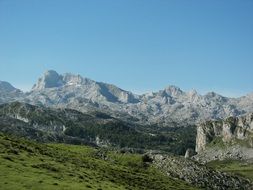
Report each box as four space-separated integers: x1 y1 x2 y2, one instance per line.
0 81 23 104
1 70 253 126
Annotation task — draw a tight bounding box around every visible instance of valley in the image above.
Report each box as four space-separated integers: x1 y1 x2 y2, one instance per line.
1 0 252 189
0 71 253 189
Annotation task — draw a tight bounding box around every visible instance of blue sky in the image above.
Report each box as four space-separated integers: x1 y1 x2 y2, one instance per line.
0 0 252 97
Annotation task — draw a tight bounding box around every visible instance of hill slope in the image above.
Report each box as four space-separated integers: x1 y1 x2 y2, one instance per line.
0 133 198 190
0 102 196 155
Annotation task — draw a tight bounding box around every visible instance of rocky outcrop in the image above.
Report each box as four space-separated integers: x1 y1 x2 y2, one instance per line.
32 70 64 90
196 113 253 153
194 113 253 162
184 148 196 159
195 145 253 163
151 154 253 190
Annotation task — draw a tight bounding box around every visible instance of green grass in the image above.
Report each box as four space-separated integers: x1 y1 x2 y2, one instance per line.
0 133 198 190
207 137 226 149
207 159 253 181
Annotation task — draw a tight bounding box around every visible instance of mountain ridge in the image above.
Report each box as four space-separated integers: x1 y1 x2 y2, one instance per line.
0 70 253 125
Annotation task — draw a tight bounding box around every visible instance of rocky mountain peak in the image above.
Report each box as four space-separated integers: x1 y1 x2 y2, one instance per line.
0 81 18 92
203 92 227 103
63 73 83 85
164 85 183 97
62 73 95 86
188 89 198 96
32 70 64 90
0 81 23 105
32 70 96 91
205 91 222 98
186 89 200 102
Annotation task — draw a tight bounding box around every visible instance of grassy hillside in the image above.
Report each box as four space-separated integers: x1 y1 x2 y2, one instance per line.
0 133 198 190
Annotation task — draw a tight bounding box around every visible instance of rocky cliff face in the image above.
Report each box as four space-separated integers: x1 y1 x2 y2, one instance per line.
195 113 253 162
196 113 253 153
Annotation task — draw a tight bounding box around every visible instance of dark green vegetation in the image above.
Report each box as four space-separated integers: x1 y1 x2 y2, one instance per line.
0 102 196 155
207 159 253 182
65 123 196 155
137 125 196 155
0 133 199 190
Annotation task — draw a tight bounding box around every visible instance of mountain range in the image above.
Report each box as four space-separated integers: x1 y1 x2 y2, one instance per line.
1 70 253 189
1 70 253 126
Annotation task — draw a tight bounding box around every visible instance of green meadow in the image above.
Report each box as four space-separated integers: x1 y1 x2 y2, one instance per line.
0 133 198 190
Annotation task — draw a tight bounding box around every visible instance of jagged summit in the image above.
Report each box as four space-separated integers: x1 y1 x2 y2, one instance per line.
63 73 87 86
164 85 183 97
29 70 139 105
32 70 63 90
32 70 96 90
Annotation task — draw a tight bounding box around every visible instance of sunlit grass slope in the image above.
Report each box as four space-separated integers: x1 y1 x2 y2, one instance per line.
0 133 198 190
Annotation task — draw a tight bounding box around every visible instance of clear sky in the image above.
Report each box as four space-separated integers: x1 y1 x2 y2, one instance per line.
0 0 252 97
